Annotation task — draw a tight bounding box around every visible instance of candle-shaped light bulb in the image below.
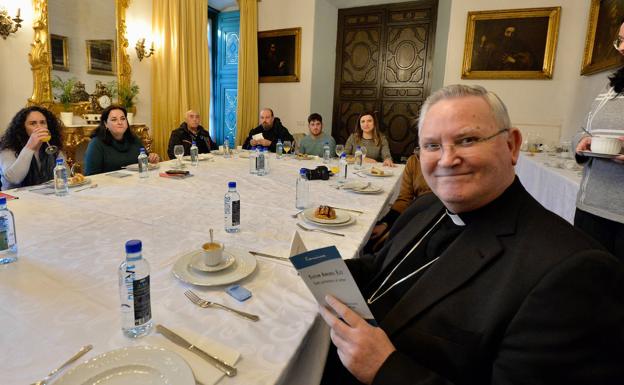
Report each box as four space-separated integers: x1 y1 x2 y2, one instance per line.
16 8 20 18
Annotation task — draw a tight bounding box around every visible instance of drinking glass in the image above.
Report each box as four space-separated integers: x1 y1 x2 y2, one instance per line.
283 141 292 157
360 146 367 161
335 144 345 158
173 145 184 168
41 131 58 154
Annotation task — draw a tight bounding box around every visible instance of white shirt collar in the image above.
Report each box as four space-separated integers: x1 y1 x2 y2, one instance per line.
446 210 466 226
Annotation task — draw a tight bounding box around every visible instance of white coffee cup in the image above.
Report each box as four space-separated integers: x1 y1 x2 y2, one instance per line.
202 242 224 266
218 145 224 152
591 136 622 155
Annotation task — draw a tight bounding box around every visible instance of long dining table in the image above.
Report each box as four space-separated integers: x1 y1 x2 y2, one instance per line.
0 152 403 385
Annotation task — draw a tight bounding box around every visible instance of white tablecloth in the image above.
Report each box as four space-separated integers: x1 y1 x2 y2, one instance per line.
515 152 582 224
0 154 403 385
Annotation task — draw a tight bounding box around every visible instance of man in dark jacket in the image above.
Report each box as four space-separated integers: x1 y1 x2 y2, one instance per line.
167 110 217 159
319 84 624 385
242 108 294 152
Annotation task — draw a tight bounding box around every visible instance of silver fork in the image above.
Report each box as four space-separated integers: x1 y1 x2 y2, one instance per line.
30 345 93 385
296 222 345 237
184 290 260 321
291 209 304 218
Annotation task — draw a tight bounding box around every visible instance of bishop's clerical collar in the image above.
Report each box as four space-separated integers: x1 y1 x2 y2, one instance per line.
445 210 466 226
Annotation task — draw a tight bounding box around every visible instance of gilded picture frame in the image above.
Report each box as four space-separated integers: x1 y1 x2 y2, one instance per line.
258 27 301 83
581 0 624 76
462 7 561 79
51 34 69 72
86 39 116 76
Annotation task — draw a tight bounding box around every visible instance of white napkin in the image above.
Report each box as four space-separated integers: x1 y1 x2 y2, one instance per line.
289 231 308 257
252 133 265 141
143 326 240 385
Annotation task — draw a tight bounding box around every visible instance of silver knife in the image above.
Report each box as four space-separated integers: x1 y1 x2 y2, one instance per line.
156 324 237 377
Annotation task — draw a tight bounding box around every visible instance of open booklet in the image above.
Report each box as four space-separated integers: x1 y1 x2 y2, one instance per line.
288 232 375 323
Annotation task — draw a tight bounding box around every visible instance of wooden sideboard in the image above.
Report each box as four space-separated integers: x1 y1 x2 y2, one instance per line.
62 124 152 173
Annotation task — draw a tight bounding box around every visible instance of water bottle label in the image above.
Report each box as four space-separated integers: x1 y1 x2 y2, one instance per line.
256 156 265 171
0 218 8 251
231 200 240 226
132 276 151 325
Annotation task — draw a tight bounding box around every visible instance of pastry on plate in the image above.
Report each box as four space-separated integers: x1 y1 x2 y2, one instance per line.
314 205 337 220
370 167 385 176
69 173 86 185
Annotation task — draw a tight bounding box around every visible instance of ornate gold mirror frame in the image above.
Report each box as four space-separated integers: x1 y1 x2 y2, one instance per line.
27 0 132 114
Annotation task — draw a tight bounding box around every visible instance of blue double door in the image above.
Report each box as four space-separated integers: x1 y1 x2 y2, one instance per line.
213 11 239 145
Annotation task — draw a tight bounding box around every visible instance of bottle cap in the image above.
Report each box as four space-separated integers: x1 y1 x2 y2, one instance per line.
0 197 6 205
340 153 346 159
125 239 142 253
192 141 196 145
325 141 329 145
139 147 145 153
251 146 256 150
356 145 361 150
228 181 236 188
300 168 307 175
56 159 63 165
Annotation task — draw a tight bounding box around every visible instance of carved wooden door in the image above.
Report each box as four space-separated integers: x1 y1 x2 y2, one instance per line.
332 1 437 162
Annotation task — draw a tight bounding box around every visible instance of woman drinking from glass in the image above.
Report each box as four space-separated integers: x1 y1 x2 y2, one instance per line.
345 111 395 167
0 106 64 190
84 105 159 175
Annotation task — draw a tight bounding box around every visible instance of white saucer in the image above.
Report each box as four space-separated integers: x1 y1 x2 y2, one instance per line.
351 184 384 194
125 163 160 171
173 248 257 286
363 168 394 177
189 251 236 272
579 150 621 159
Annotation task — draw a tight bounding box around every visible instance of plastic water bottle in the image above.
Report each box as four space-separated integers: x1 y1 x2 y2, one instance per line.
262 147 270 174
138 147 149 178
249 146 257 174
323 142 331 164
296 168 309 209
119 239 153 338
190 141 199 166
224 181 240 233
354 146 363 170
256 147 266 176
223 137 231 158
276 139 283 159
0 197 18 264
339 153 348 181
54 159 69 196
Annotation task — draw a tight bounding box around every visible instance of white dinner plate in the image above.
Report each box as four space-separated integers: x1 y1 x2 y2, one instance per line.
351 184 384 194
189 251 236 273
125 163 160 171
303 208 351 224
68 177 91 188
173 248 257 286
182 153 213 161
211 150 225 155
363 168 394 177
579 150 621 159
302 214 356 228
55 346 195 385
238 151 250 158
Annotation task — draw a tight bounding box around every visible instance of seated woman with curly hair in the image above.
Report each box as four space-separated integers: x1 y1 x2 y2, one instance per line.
0 106 64 190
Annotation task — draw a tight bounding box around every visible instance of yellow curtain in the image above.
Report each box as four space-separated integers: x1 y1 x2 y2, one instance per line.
152 0 209 159
235 0 259 146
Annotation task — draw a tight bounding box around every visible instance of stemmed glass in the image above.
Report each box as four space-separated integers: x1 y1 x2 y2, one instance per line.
335 144 345 158
283 141 292 157
41 131 58 154
173 145 184 168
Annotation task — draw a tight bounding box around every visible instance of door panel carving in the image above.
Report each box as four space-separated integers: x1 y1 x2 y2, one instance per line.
333 1 437 162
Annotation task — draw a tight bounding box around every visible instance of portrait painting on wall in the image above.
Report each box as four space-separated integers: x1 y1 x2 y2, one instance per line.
462 7 561 79
258 27 301 83
86 39 116 76
581 0 624 75
51 34 69 72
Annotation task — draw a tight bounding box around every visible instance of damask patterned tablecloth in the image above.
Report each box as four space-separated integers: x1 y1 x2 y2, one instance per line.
0 155 403 385
515 152 582 224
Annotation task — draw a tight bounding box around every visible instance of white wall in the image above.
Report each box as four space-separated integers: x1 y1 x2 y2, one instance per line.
442 0 609 144
0 0 152 131
257 0 317 134
0 0 34 129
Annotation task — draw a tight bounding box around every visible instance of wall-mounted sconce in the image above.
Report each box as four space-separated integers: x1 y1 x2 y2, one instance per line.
135 38 155 61
0 7 22 39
